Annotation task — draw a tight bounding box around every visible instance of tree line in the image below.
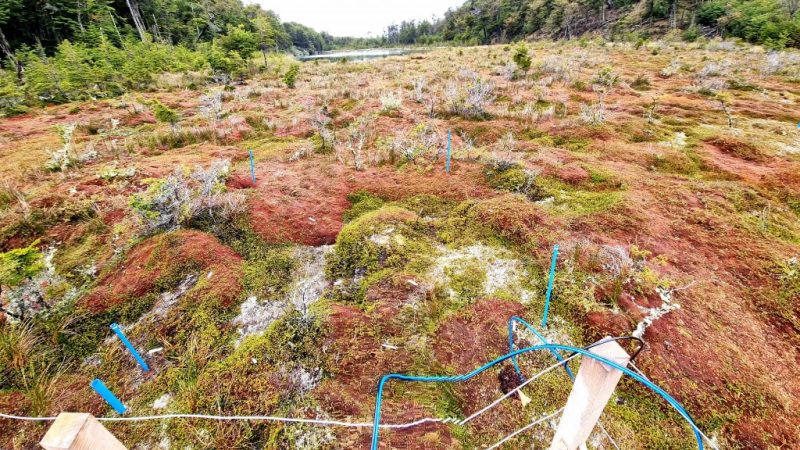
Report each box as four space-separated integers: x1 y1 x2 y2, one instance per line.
379 0 800 48
0 0 333 67
0 0 342 114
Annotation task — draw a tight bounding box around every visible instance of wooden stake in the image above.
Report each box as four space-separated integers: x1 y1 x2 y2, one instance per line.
40 413 127 450
550 338 630 450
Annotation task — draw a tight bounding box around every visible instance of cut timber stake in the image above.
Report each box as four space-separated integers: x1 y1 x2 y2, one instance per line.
550 338 630 450
40 413 127 450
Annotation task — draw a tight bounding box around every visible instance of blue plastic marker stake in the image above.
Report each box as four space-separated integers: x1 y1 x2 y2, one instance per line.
541 244 559 329
90 378 127 414
110 323 150 372
445 129 451 174
249 149 256 184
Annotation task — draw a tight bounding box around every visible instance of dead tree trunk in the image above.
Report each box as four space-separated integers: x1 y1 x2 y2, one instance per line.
126 0 148 42
0 26 23 80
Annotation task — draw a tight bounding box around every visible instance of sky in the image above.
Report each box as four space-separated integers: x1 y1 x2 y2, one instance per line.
252 0 464 38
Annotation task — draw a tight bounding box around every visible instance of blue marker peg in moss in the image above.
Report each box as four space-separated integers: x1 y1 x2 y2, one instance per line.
110 323 150 372
249 149 256 184
446 129 452 174
90 378 127 414
541 244 559 329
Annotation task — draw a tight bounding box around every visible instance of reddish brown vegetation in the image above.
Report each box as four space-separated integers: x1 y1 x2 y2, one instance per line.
248 158 494 245
81 230 242 312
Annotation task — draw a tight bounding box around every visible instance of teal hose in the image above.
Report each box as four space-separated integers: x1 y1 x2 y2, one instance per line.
370 342 704 450
508 315 574 379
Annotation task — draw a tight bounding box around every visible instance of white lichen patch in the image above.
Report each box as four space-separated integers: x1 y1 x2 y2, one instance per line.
428 243 536 303
233 245 332 345
149 274 199 319
289 245 333 314
286 410 336 449
660 131 687 149
152 393 172 410
632 287 681 339
233 296 288 346
776 140 800 155
367 226 407 248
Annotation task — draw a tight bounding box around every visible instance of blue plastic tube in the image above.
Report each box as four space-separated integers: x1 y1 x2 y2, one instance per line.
446 129 451 174
90 378 127 414
110 323 150 372
249 149 256 184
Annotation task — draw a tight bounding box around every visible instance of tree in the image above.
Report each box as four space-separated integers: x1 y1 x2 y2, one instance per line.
512 41 531 74
283 63 298 88
218 24 258 59
0 0 23 78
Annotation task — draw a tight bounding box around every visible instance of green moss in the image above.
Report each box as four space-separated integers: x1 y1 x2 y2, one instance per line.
54 292 160 360
523 129 583 150
443 259 486 304
434 200 489 247
727 188 800 244
648 151 699 175
537 178 623 217
396 194 458 218
484 163 548 201
53 223 109 283
604 379 700 449
0 200 96 246
326 206 435 284
585 166 625 190
198 213 283 263
343 190 385 223
242 246 296 298
552 135 590 152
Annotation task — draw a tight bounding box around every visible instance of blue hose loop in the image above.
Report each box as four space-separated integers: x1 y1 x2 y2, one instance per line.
370 343 704 450
508 316 574 380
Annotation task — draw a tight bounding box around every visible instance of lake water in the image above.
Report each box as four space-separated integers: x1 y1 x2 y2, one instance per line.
299 48 417 62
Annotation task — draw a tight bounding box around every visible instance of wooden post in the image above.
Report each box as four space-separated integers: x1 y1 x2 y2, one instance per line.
550 338 630 450
40 413 127 450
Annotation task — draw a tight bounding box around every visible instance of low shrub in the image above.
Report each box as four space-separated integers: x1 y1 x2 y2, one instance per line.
484 162 548 201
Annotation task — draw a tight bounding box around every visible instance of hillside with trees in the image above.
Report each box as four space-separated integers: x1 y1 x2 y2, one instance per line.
386 0 800 48
0 0 338 115
0 0 332 55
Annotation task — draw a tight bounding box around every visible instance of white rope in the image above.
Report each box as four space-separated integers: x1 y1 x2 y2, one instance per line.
99 414 463 429
460 352 580 425
0 351 579 431
0 413 58 422
598 422 622 450
484 407 564 450
0 411 458 429
1 358 720 450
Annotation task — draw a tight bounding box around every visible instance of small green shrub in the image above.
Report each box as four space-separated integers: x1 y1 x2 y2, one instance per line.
153 101 179 125
512 42 532 74
283 63 300 88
